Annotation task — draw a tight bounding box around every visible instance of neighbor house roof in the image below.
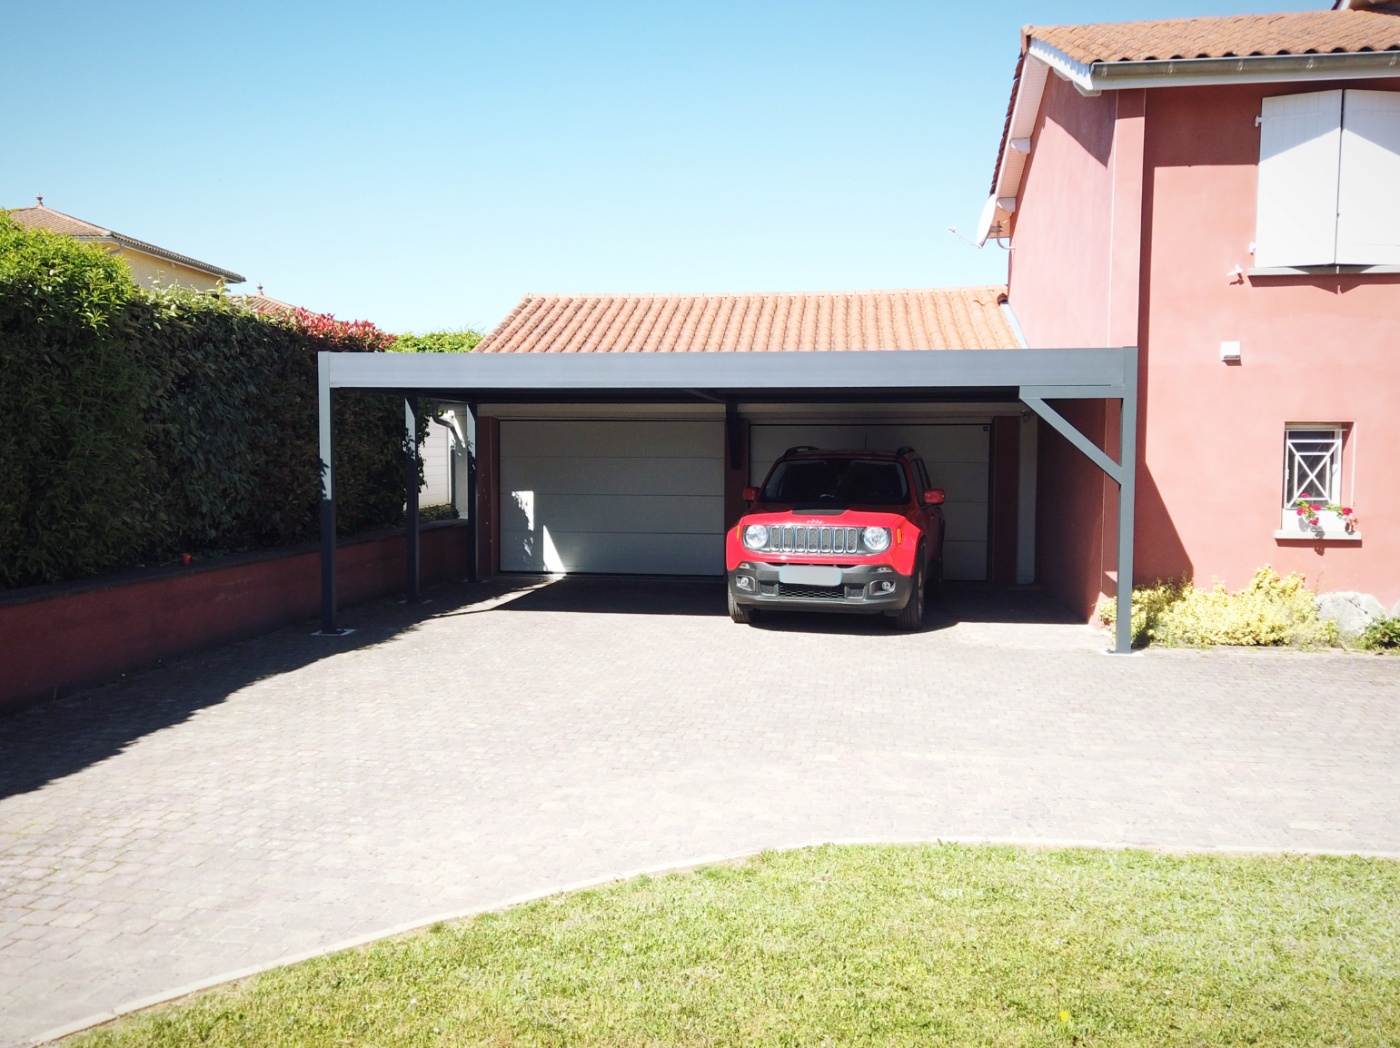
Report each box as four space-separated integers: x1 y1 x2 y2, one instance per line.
475 288 1019 354
6 199 245 283
229 286 299 316
1031 8 1400 65
983 6 1400 244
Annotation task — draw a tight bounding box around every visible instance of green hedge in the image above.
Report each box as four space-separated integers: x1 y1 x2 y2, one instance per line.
0 214 411 589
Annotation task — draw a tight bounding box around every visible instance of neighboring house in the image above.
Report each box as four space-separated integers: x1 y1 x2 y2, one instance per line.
982 0 1400 617
6 197 244 291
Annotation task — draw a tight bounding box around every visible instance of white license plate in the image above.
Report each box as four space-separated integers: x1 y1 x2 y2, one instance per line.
778 565 842 586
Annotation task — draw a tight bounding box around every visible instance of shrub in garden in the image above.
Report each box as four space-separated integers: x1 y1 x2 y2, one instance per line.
1359 616 1400 653
389 328 482 354
1099 567 1336 648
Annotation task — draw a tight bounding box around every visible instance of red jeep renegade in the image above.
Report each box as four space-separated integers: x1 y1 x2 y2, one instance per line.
726 446 946 629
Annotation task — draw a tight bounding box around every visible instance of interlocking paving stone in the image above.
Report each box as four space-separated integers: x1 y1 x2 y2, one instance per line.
1 577 1398 1046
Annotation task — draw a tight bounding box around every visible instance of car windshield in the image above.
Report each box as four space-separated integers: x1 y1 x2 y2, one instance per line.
761 458 909 507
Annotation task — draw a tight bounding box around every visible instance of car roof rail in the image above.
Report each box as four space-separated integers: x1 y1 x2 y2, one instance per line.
783 445 819 456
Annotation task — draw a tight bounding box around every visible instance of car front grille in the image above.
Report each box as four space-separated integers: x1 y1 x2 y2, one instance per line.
762 525 861 555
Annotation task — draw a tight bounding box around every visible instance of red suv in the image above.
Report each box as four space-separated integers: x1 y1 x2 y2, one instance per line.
726 446 945 629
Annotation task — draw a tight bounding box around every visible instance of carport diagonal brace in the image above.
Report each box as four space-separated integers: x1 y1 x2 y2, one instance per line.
1019 362 1139 657
316 347 1139 654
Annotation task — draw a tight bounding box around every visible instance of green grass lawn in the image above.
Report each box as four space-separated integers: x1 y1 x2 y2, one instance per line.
71 845 1400 1047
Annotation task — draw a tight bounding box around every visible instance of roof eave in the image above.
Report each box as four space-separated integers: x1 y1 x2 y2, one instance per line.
984 42 1400 245
1087 47 1400 90
108 233 246 283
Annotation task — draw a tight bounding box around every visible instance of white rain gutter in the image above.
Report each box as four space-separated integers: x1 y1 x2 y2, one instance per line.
981 42 1400 245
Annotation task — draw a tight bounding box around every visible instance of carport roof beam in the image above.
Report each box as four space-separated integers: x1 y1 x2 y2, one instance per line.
318 347 1131 400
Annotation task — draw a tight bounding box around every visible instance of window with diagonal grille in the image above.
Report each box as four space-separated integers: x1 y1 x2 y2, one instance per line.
1283 427 1342 507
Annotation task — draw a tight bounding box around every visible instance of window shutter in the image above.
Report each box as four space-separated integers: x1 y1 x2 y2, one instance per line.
1336 90 1400 266
1255 90 1343 267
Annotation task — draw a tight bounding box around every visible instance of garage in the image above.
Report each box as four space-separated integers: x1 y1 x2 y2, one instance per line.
488 404 1005 581
314 292 1141 651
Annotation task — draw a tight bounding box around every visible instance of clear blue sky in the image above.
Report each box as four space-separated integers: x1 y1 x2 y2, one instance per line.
4 0 1319 334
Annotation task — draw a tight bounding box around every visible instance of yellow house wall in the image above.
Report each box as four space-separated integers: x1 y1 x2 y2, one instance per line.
103 245 228 292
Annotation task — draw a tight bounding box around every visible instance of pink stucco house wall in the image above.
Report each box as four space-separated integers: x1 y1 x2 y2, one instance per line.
987 3 1400 619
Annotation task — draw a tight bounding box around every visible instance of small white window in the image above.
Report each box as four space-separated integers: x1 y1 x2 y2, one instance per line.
1280 426 1353 535
1256 90 1400 268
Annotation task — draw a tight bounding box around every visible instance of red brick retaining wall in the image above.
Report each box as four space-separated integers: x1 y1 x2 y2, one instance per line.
0 522 469 713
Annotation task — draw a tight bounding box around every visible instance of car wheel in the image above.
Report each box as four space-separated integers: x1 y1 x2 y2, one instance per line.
727 585 758 624
892 560 925 631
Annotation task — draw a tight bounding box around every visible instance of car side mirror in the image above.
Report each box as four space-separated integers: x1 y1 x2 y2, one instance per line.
743 486 759 502
923 488 945 505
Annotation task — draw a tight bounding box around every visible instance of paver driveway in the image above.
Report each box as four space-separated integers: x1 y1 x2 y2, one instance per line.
2 576 1398 1046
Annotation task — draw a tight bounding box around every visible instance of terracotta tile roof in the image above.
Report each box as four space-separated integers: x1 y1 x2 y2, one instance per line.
475 288 1019 354
229 287 299 315
1030 8 1400 65
6 200 245 283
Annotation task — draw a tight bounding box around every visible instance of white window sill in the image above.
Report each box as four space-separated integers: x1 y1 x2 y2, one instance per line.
1250 265 1400 277
1274 529 1362 542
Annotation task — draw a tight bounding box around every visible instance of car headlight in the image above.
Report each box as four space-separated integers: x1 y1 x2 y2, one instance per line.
742 524 769 550
862 526 891 552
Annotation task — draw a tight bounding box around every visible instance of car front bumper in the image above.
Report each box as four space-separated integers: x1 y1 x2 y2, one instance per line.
728 561 914 615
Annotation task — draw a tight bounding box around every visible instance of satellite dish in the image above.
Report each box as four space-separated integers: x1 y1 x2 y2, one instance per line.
975 195 999 246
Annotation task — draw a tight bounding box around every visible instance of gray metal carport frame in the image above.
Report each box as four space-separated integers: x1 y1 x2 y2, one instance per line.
317 347 1139 652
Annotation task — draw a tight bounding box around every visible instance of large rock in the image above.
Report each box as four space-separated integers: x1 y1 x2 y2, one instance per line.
1317 591 1386 641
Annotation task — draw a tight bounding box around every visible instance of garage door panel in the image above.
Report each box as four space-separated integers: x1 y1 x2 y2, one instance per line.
924 460 987 497
504 455 722 496
502 529 722 576
500 419 725 576
749 426 868 476
504 419 722 458
942 504 989 543
943 541 986 581
503 493 723 534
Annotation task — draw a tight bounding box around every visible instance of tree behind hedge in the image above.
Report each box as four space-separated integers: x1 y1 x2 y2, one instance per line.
1 214 410 588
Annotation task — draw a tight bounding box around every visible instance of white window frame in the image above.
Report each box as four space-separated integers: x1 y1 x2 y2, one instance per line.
1278 425 1356 538
1255 89 1400 269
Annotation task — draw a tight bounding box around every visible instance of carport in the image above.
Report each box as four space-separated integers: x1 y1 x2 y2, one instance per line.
317 347 1138 651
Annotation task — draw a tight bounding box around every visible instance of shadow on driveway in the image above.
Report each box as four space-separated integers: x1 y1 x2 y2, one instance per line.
0 575 1078 800
0 576 537 801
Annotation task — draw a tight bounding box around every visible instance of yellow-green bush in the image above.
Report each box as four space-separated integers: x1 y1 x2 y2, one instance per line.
1099 567 1336 648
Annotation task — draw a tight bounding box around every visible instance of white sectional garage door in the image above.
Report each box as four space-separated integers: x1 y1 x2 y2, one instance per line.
500 419 726 575
749 423 990 581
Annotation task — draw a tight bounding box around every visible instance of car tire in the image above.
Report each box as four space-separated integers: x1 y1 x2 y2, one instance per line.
727 585 758 624
892 559 925 631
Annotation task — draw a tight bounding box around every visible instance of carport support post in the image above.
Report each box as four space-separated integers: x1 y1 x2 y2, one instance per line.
405 399 420 603
465 402 480 583
1114 348 1138 658
317 356 338 634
